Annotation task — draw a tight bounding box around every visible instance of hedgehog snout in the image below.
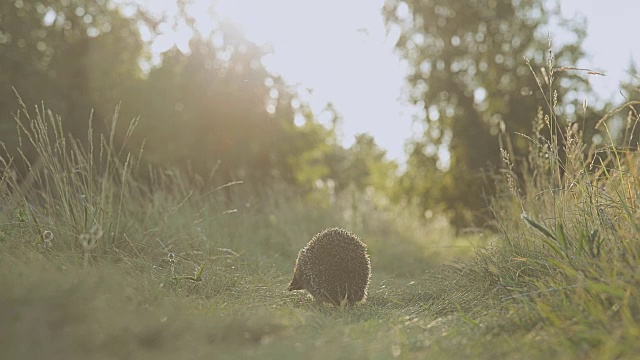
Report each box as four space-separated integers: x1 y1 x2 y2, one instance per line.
288 270 304 291
287 282 299 291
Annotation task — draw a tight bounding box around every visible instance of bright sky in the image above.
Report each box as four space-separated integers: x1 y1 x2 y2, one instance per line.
214 0 413 162
559 1 640 101
142 0 640 163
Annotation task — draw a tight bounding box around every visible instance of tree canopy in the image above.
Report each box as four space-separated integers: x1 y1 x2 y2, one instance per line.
3 0 624 227
0 0 365 195
384 0 598 228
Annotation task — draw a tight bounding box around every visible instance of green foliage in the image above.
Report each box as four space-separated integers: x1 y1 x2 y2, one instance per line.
1 99 150 256
384 0 604 228
0 0 367 196
0 102 487 360
334 134 398 195
0 0 142 145
476 42 640 356
0 101 464 272
3 65 640 358
5 2 640 358
124 34 313 185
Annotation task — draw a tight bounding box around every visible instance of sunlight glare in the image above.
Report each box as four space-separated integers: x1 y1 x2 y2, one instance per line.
136 0 415 161
121 0 640 163
214 0 412 158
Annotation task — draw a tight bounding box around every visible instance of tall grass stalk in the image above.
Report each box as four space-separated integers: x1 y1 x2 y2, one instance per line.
0 95 238 267
487 39 640 357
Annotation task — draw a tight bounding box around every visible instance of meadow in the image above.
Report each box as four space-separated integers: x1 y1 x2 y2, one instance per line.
2 75 640 359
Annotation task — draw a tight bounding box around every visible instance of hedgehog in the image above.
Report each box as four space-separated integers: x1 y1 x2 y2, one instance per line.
288 227 371 306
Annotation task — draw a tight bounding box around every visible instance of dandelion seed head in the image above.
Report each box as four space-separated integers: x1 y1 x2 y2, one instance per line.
42 230 54 249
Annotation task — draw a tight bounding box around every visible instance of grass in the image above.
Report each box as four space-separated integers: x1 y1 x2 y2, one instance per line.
0 98 485 360
2 52 640 358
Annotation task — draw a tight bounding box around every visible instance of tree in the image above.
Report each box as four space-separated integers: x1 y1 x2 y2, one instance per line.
384 0 591 228
0 0 398 200
331 134 397 195
616 61 640 147
0 0 142 123
0 0 337 193
0 0 144 167
126 32 321 186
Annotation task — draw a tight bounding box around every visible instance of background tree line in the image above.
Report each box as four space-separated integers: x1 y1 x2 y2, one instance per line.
384 0 637 229
1 0 637 229
0 0 391 195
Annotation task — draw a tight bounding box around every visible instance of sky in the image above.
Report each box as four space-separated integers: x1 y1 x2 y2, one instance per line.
145 0 640 163
559 1 640 99
214 0 413 162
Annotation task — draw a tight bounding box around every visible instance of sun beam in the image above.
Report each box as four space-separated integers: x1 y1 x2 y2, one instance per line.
134 0 412 161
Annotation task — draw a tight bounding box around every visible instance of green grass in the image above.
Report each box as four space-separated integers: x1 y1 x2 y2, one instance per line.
0 99 487 360
2 61 640 359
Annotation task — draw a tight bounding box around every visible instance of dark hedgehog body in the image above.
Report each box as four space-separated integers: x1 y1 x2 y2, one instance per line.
288 228 371 305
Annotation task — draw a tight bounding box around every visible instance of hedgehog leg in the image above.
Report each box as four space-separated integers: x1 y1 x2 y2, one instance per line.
288 270 305 291
347 284 365 305
346 293 356 306
341 284 350 306
351 287 364 304
320 289 340 306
